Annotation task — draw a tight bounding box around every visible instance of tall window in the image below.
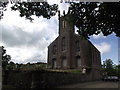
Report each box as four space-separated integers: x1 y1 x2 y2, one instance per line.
62 20 67 28
62 37 66 51
76 56 81 67
76 40 80 51
53 45 57 54
52 59 57 68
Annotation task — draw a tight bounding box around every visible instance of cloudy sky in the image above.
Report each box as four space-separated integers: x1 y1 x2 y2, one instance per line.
0 0 119 64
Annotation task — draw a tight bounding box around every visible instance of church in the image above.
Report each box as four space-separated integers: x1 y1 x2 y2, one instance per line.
48 12 102 75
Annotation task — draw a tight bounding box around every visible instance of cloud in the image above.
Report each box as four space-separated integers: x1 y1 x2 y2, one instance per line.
1 19 57 63
1 21 57 47
6 46 48 64
92 33 106 39
0 2 74 64
94 42 111 54
0 3 60 63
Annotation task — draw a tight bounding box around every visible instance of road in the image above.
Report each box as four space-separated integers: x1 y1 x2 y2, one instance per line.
57 81 119 88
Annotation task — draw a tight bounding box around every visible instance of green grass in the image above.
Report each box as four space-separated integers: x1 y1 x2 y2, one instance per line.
2 85 17 90
66 69 81 73
48 69 81 73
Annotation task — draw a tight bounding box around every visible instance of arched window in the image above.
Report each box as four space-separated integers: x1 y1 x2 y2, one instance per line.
76 56 81 67
76 40 80 51
62 37 66 51
62 20 67 28
53 45 57 54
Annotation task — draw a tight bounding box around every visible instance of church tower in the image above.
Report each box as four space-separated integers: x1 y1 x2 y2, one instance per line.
58 11 75 35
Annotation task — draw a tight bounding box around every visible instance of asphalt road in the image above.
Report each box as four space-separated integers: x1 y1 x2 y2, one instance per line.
57 81 119 88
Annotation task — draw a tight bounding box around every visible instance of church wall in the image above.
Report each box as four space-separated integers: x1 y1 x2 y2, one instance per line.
48 30 102 71
48 31 72 69
48 15 102 79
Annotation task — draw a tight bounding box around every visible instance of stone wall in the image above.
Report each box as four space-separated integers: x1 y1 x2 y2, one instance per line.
3 70 32 88
3 70 102 89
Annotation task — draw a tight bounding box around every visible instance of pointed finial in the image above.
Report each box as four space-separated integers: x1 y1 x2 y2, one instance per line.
63 10 65 16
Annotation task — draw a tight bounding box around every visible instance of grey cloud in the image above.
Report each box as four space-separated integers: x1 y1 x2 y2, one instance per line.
0 15 58 63
1 25 49 47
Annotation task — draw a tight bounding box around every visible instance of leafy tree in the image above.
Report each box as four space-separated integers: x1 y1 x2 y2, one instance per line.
1 46 11 70
7 61 15 70
103 59 113 69
12 2 58 21
114 65 120 77
0 1 58 21
0 1 8 20
102 59 118 76
118 65 120 77
1 2 120 38
67 2 120 39
12 2 120 38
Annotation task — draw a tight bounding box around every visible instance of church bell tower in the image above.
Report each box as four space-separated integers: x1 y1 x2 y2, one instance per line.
58 11 75 35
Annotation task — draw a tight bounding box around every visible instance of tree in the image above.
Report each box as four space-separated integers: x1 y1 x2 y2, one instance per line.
1 2 120 38
0 1 8 20
0 1 58 21
102 59 117 76
7 61 15 70
117 65 120 77
103 59 113 69
0 46 11 70
12 2 120 38
114 64 120 78
67 2 120 39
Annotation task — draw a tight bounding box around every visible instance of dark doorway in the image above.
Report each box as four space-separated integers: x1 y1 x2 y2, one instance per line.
52 59 57 69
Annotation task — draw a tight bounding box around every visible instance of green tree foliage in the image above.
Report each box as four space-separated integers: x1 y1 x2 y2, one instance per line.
102 59 118 76
103 59 113 69
0 1 8 20
0 1 58 21
114 65 120 78
1 2 120 38
12 2 119 38
1 46 11 70
118 65 120 77
67 2 120 39
7 61 15 70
